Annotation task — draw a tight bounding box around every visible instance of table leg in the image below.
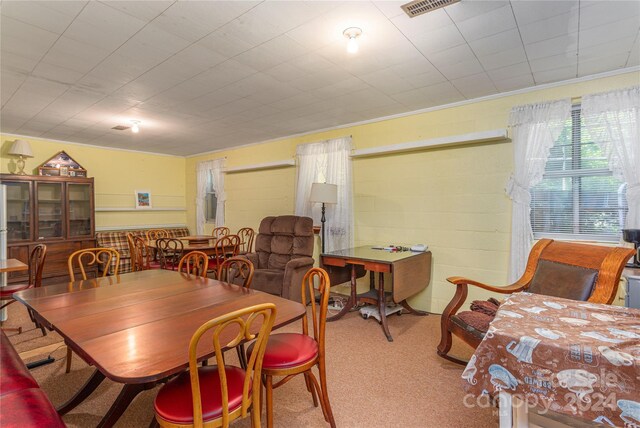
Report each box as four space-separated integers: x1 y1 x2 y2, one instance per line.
378 272 393 342
400 299 428 316
96 383 152 428
327 264 358 322
57 369 106 415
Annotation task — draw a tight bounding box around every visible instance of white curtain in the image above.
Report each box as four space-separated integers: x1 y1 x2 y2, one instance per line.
295 137 353 252
196 158 225 234
582 86 640 229
506 99 572 282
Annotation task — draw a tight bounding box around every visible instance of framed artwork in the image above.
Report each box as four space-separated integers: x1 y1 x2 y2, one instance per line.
135 190 152 209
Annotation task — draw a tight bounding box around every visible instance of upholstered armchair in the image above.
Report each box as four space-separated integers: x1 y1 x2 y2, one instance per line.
438 239 634 365
242 216 315 302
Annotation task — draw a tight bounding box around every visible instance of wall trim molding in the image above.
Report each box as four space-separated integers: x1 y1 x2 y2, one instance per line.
95 207 186 212
96 223 188 231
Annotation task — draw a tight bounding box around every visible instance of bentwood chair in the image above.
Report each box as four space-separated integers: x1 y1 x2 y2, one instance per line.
145 228 170 241
247 267 336 428
438 239 635 365
0 244 47 335
66 247 120 372
237 227 255 255
154 303 276 428
209 234 240 276
132 236 161 271
178 251 209 278
218 257 255 367
211 226 230 240
157 238 184 271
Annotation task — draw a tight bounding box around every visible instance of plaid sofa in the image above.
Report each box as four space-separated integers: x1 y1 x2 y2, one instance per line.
96 227 189 274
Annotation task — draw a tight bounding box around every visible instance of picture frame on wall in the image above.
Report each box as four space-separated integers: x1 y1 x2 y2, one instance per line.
135 190 152 209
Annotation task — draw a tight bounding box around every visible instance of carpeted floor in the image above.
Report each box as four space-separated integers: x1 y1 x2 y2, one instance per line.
4 302 497 427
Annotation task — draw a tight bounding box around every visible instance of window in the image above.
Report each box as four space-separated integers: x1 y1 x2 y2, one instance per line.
531 105 628 242
205 173 217 223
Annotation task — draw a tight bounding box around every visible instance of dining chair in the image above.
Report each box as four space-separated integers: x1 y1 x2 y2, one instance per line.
178 251 209 278
0 244 47 335
218 257 255 368
247 267 336 428
132 236 161 271
153 303 276 428
66 247 121 373
145 228 170 241
211 226 230 240
237 227 255 255
209 234 240 276
156 238 184 271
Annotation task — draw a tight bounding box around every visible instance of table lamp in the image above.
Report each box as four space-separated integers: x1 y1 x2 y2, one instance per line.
309 182 337 254
8 139 33 175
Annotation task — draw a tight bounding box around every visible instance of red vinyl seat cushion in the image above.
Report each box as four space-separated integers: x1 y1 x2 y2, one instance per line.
248 333 318 370
0 283 32 298
0 332 39 395
0 388 65 428
149 261 162 269
154 365 249 424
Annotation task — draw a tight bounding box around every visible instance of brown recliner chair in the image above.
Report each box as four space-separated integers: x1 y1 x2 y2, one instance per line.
242 215 315 302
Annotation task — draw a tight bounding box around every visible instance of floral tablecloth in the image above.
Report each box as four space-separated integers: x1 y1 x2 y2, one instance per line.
462 292 640 427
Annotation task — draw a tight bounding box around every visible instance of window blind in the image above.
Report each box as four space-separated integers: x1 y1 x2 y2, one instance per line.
531 106 628 242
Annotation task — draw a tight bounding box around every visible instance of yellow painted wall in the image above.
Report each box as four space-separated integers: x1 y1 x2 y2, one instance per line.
187 71 640 313
0 136 187 230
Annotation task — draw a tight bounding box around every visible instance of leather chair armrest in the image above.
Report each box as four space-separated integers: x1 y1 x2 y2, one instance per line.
282 256 315 302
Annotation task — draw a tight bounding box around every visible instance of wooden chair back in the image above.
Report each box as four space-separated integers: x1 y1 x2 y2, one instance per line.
145 229 169 241
68 248 120 281
214 234 240 261
178 251 209 277
27 244 47 288
187 303 276 427
131 236 155 271
237 227 255 254
156 238 184 270
300 268 331 354
126 232 136 269
218 257 254 288
211 227 230 240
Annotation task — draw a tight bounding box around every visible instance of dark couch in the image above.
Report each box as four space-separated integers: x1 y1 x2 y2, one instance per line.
0 330 65 427
242 215 314 303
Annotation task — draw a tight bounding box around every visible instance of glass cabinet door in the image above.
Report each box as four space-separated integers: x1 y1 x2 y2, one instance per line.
68 183 92 237
4 181 31 241
37 182 64 239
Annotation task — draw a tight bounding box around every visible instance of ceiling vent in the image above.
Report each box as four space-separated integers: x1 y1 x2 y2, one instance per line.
111 125 129 131
401 0 460 18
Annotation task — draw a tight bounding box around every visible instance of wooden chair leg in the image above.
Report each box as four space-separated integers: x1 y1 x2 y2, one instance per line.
317 362 336 428
266 375 274 428
303 371 319 407
237 344 247 370
66 347 73 373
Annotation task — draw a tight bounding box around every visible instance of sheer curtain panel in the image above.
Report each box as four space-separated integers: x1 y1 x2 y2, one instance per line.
507 99 572 281
582 87 640 228
295 137 353 252
196 158 225 234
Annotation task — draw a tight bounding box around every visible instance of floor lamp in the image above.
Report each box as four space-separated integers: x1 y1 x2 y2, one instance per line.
310 183 337 254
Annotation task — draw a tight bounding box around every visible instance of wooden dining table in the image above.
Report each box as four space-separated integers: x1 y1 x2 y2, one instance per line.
13 269 306 427
146 237 238 256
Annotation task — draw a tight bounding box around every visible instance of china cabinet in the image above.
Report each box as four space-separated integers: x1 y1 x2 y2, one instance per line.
1 174 95 284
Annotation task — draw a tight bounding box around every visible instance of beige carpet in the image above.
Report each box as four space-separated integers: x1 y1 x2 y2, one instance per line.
4 302 497 427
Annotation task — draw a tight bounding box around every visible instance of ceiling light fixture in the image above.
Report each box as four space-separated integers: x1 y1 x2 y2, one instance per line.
131 120 140 133
343 27 362 54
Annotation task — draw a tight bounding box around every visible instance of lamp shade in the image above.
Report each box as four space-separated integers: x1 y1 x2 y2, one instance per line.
310 182 337 204
8 139 33 158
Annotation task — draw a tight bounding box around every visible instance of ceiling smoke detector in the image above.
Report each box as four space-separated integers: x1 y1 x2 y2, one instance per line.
401 0 460 18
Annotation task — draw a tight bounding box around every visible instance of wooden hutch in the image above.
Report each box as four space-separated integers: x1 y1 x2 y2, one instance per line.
2 161 96 283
